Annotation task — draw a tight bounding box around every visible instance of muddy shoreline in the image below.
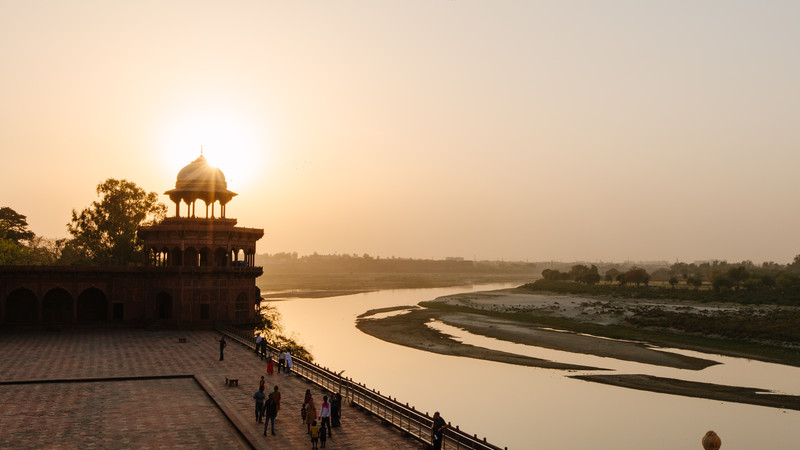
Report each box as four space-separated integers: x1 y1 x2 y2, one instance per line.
355 289 800 410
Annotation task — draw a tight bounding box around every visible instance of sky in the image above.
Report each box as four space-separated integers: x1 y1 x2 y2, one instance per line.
2 1 799 264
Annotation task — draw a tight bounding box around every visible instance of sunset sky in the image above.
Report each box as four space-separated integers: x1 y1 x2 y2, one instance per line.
2 1 799 263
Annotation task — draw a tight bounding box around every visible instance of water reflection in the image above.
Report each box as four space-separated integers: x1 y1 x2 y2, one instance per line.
267 284 800 449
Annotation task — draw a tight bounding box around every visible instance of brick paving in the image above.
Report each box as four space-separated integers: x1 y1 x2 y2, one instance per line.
0 329 428 449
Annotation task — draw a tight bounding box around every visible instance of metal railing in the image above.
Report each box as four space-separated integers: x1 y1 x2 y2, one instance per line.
218 324 506 450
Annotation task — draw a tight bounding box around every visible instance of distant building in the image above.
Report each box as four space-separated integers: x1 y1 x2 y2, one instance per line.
445 257 464 261
1 154 264 328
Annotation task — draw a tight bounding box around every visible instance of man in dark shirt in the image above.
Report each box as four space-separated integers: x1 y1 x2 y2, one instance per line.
219 336 226 361
431 411 447 450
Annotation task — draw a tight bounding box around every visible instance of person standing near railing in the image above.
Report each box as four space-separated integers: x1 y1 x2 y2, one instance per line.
431 412 447 450
278 351 285 373
285 350 293 376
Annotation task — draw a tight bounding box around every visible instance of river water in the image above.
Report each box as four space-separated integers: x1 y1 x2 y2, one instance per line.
266 283 800 449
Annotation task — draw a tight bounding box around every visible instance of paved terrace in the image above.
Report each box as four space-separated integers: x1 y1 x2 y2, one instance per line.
0 329 428 449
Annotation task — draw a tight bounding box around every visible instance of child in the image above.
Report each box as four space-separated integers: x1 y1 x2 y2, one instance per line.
319 421 327 448
310 420 319 449
301 403 307 424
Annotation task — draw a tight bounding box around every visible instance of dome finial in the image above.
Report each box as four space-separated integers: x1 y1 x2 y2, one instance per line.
200 145 203 156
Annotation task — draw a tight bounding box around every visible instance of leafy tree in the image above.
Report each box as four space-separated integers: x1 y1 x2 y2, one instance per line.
604 268 620 283
624 267 650 287
0 207 35 244
686 276 703 289
712 275 734 292
66 179 166 265
0 237 27 265
569 264 600 284
668 276 679 288
726 266 749 290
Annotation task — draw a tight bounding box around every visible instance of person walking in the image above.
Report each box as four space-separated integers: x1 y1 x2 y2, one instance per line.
318 396 332 437
278 351 285 373
310 420 319 449
218 336 226 361
263 391 278 436
284 350 293 376
319 421 328 448
304 398 317 434
255 334 263 356
272 385 281 413
431 411 447 450
331 393 342 428
266 353 274 375
259 376 265 392
253 386 266 423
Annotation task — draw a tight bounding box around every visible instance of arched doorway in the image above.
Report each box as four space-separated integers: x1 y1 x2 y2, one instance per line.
214 247 227 267
42 288 73 323
171 247 183 266
199 247 211 266
184 247 199 267
156 292 172 320
77 287 108 322
6 287 37 323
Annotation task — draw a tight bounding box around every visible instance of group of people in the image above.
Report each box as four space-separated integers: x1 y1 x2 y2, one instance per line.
253 380 282 436
302 390 342 449
237 333 448 449
255 335 294 376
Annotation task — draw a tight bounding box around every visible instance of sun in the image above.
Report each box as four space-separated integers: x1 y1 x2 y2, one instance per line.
158 108 269 190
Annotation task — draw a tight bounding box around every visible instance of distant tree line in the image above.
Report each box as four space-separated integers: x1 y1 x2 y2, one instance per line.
257 252 538 275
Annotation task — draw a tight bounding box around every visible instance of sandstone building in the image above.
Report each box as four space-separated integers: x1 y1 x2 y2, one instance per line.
0 155 264 327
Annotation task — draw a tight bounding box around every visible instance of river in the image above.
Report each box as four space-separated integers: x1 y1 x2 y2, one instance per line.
266 283 800 449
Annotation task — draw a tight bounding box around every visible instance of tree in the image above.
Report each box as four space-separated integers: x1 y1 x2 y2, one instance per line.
712 275 734 292
624 267 650 287
604 268 621 283
668 276 679 288
569 264 600 284
0 207 35 244
726 266 749 291
67 179 166 265
686 276 703 289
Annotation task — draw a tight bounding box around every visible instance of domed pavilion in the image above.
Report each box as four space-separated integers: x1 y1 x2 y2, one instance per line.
164 153 237 219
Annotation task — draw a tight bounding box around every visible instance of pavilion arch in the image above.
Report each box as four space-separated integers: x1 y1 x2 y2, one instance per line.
199 247 212 267
184 247 199 267
43 287 73 323
6 287 38 324
214 247 228 267
171 247 183 266
77 287 108 322
156 291 172 320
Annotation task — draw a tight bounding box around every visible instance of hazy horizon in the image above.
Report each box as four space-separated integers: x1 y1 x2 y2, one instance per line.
3 2 799 264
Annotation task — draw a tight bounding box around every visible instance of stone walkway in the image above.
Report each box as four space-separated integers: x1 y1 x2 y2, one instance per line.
0 329 428 449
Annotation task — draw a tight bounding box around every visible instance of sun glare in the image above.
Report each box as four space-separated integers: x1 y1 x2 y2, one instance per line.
159 109 269 190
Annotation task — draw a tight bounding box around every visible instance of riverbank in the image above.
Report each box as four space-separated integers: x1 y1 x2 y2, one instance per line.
355 287 800 411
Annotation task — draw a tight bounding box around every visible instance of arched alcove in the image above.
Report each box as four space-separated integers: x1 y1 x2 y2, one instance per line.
214 247 227 267
199 247 212 267
77 287 108 322
184 247 199 267
156 291 172 320
6 287 37 323
43 288 73 323
171 247 183 266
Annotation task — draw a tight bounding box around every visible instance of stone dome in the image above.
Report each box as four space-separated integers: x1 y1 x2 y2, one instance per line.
175 154 228 191
165 153 237 218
